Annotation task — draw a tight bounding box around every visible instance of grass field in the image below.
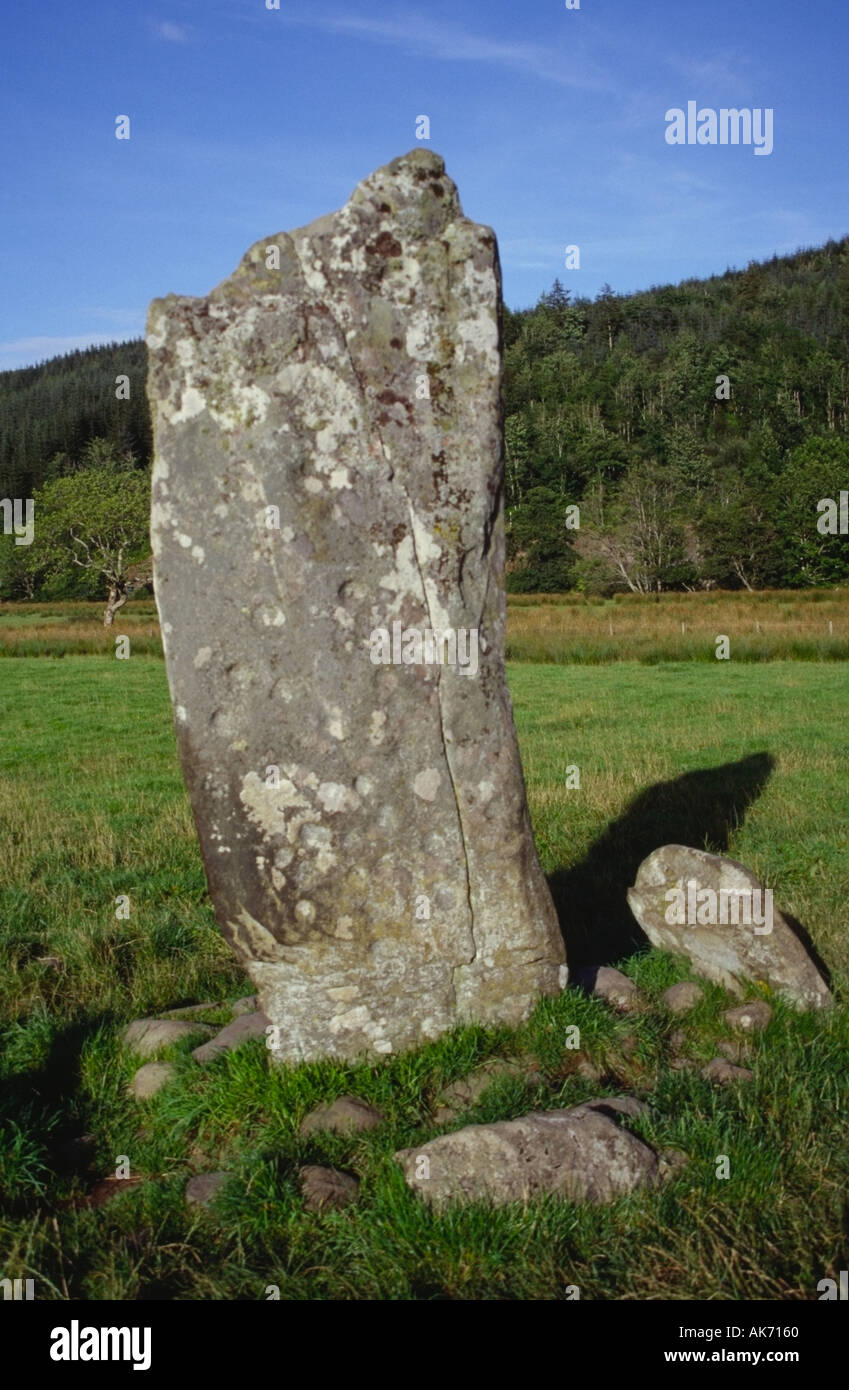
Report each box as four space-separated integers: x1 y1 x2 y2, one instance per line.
0 600 847 1300
3 586 849 662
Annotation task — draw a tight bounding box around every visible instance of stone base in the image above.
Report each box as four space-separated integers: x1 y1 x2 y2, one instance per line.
250 941 567 1062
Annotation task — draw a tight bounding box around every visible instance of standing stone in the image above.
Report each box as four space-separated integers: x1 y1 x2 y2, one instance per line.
146 149 566 1062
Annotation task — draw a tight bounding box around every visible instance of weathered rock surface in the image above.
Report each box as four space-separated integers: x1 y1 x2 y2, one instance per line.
299 1095 383 1137
432 1057 533 1122
701 1058 754 1085
185 1172 228 1206
191 1010 270 1062
627 846 831 1010
299 1165 360 1212
146 148 565 1061
160 1002 218 1018
129 1062 176 1099
395 1098 659 1208
574 965 644 1013
662 982 704 1014
123 1018 214 1058
724 1000 772 1032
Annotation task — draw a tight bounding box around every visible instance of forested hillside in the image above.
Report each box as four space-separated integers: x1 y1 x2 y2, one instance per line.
503 237 849 590
0 340 150 499
1 236 848 596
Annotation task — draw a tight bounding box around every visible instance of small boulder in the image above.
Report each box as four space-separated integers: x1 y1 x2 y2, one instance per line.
186 1172 227 1207
124 1018 214 1059
299 1095 384 1137
658 1147 690 1178
160 1002 218 1018
129 1062 176 1099
299 1165 360 1212
723 1000 772 1033
574 966 644 1013
663 982 704 1014
716 1038 750 1062
191 1011 270 1063
701 1058 754 1084
433 1058 532 1122
569 1094 648 1120
575 1057 603 1081
231 995 259 1017
627 846 831 1010
395 1100 659 1209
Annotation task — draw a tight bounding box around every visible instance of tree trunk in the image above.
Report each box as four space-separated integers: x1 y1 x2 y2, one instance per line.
104 583 128 626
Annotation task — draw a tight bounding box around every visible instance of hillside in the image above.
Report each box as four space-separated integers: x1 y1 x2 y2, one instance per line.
1 236 848 593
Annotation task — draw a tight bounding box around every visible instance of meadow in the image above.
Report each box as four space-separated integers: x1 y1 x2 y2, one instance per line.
0 593 846 1300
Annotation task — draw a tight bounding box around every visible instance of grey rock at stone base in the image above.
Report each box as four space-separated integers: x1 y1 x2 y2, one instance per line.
575 1057 603 1081
395 1099 659 1209
662 981 704 1014
185 1172 228 1207
146 147 566 1064
432 1057 534 1122
701 1057 755 1084
299 1094 383 1137
299 1165 360 1212
627 846 831 1010
724 1000 772 1032
159 1002 219 1020
573 966 644 1013
231 995 259 1016
191 1010 270 1062
123 1018 215 1059
129 1062 176 1099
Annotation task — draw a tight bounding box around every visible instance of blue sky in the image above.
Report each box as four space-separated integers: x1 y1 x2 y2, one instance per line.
2 0 847 370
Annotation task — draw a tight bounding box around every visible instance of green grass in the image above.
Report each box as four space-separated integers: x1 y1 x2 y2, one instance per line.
0 650 847 1300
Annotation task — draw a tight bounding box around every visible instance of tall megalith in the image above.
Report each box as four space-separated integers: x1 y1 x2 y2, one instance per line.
146 149 566 1061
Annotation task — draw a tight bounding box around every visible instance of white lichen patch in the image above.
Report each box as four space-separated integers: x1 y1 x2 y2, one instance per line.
369 710 387 746
193 647 212 669
229 907 283 960
176 704 188 723
317 781 360 814
168 385 206 424
304 477 323 494
378 534 426 615
191 544 205 563
327 709 347 739
259 607 286 627
326 985 360 1004
328 1005 371 1036
334 916 354 939
239 770 313 837
413 768 441 801
209 383 270 432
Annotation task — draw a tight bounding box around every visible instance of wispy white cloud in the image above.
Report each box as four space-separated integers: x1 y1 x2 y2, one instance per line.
156 20 189 43
0 334 126 366
270 9 612 92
